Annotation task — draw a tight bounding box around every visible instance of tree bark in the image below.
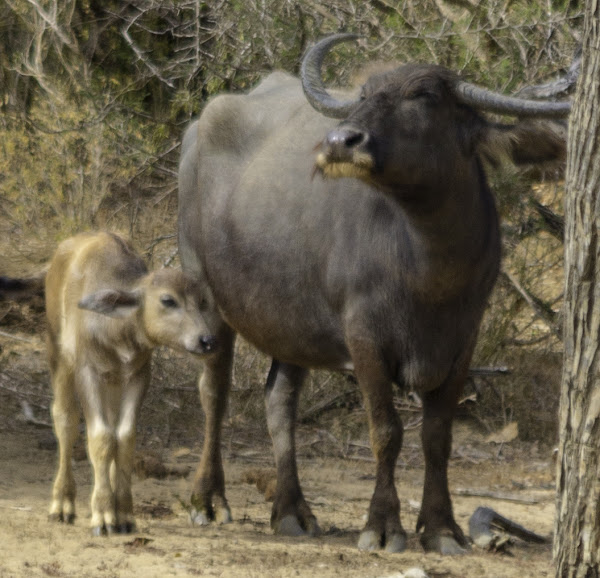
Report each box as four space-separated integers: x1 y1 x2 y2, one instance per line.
554 3 600 577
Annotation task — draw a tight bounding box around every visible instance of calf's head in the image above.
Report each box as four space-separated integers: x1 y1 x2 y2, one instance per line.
78 269 219 356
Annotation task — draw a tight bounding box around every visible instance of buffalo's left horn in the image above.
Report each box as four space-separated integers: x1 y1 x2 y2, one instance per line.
454 81 572 118
301 34 362 119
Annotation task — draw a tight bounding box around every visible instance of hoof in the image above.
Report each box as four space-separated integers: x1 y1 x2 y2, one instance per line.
358 530 380 551
91 524 118 537
305 517 321 537
117 522 136 534
358 530 407 552
48 512 75 524
421 534 470 555
276 515 306 537
190 506 232 526
190 509 210 526
106 524 118 536
64 513 75 525
190 508 212 526
274 515 321 537
385 532 407 553
215 507 232 525
91 525 105 537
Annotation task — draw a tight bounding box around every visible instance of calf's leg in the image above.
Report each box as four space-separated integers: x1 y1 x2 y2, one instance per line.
111 364 151 533
86 419 118 535
79 366 118 535
190 328 234 526
265 361 319 536
49 358 79 524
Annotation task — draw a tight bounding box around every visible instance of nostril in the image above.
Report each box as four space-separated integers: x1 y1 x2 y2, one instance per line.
199 335 218 353
327 127 366 150
345 131 365 148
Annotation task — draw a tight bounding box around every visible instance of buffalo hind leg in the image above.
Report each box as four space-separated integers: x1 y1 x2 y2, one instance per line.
417 375 470 554
350 339 406 553
265 360 319 537
190 328 234 526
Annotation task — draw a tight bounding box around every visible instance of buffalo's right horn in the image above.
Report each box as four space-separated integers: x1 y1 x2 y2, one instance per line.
301 34 362 119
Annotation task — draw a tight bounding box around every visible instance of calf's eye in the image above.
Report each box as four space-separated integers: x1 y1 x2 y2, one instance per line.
160 295 178 308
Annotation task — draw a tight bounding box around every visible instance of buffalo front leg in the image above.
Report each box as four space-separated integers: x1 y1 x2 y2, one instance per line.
190 330 234 526
417 377 470 554
49 360 79 524
350 339 406 553
265 361 319 537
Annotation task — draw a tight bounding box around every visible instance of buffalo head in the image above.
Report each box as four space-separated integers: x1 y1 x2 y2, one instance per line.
303 35 569 197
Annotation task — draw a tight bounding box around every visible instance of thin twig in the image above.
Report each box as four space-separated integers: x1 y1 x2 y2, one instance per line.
453 488 540 504
0 330 34 344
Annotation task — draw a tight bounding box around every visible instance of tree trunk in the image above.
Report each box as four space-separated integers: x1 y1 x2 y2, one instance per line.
554 4 600 577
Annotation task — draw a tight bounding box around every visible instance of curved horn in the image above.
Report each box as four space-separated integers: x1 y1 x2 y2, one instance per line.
301 34 362 119
455 81 571 118
301 34 572 119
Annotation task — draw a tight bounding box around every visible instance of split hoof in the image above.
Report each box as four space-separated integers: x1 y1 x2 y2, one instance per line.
358 530 380 551
48 512 75 525
117 522 136 534
189 508 212 526
385 532 407 553
91 524 118 537
274 515 321 537
215 506 232 525
190 506 232 526
276 515 306 537
358 530 407 552
421 534 470 555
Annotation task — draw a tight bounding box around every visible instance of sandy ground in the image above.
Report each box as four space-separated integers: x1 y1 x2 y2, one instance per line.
0 422 557 578
0 320 558 578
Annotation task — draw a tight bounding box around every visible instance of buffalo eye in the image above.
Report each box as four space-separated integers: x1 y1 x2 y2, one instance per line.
413 90 440 104
160 294 178 309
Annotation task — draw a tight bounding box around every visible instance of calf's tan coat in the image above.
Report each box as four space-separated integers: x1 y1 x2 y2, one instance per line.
46 232 218 535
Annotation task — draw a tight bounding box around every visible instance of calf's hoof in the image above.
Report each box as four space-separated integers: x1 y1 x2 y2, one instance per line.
117 521 136 534
358 529 407 553
274 515 321 537
91 524 118 537
48 512 75 525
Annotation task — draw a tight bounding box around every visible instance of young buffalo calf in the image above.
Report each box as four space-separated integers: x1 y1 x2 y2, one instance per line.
44 232 218 535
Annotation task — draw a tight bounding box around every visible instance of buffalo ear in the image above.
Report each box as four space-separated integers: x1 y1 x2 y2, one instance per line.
480 119 567 167
78 289 141 318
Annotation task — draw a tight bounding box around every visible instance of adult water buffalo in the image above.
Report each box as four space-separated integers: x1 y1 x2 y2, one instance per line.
178 34 568 554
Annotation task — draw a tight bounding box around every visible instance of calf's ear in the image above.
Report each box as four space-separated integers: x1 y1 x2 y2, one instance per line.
78 289 141 318
480 119 567 167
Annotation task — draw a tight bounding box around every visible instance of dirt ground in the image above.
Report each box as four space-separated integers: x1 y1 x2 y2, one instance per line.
0 335 558 578
0 426 557 578
0 285 559 578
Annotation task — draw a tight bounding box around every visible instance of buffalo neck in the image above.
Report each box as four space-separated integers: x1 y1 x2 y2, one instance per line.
396 162 500 302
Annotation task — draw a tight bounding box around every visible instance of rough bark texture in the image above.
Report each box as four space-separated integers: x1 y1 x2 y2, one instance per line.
554 3 600 577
